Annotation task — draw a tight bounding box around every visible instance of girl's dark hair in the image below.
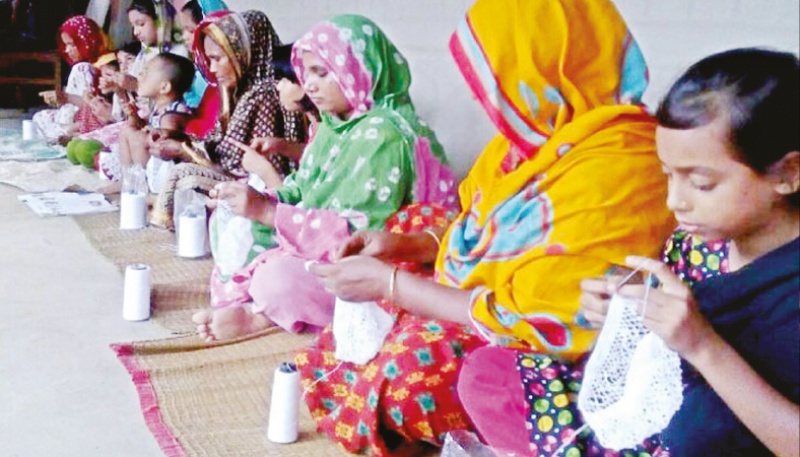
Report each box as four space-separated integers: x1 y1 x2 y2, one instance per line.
127 0 158 19
118 41 142 56
657 48 799 206
273 43 316 113
154 52 197 97
181 0 203 25
272 44 297 82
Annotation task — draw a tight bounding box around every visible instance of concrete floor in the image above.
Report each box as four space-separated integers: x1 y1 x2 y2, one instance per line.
0 183 171 456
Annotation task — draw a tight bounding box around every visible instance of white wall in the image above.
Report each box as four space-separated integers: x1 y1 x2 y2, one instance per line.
223 0 800 178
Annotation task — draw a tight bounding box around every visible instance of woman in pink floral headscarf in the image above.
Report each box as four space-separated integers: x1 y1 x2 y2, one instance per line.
193 14 458 342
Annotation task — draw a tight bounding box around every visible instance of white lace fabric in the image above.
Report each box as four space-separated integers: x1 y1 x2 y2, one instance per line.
578 294 684 450
333 298 394 365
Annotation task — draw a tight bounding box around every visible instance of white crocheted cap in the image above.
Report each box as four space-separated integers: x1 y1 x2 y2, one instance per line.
578 294 683 450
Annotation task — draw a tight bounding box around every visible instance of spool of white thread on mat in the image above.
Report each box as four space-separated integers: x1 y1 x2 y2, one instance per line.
267 362 300 444
177 212 209 258
123 263 151 321
22 120 36 141
119 191 147 230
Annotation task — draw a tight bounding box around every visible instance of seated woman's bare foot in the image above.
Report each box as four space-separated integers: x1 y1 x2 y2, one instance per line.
191 305 272 342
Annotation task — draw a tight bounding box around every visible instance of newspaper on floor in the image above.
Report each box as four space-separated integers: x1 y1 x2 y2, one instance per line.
18 192 118 217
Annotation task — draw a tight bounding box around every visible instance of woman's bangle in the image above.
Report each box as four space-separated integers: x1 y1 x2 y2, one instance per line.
422 228 441 249
388 265 399 302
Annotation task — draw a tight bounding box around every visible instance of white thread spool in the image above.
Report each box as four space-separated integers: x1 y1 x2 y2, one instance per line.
177 212 209 258
122 263 151 321
22 120 36 141
119 191 147 229
267 362 300 444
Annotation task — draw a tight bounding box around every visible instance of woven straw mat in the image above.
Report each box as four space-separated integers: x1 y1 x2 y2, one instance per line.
73 210 212 334
112 327 350 457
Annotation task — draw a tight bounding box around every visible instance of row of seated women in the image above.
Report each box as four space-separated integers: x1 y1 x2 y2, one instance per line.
31 0 799 455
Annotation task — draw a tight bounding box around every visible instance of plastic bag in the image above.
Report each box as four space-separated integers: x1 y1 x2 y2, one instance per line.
121 164 148 195
173 187 208 232
440 430 514 457
146 156 176 194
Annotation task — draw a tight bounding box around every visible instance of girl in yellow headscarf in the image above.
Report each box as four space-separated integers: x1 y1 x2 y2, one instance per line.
304 0 675 454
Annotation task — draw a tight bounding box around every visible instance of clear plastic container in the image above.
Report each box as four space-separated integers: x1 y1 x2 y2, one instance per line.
440 430 518 457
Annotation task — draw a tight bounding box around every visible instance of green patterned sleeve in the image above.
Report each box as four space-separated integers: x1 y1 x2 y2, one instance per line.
274 172 303 205
329 126 414 230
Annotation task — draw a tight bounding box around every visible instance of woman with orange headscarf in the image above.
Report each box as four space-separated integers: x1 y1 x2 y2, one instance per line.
303 0 675 454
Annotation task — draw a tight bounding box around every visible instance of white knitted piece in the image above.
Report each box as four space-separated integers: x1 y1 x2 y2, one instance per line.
209 202 255 277
578 294 683 450
333 298 394 365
